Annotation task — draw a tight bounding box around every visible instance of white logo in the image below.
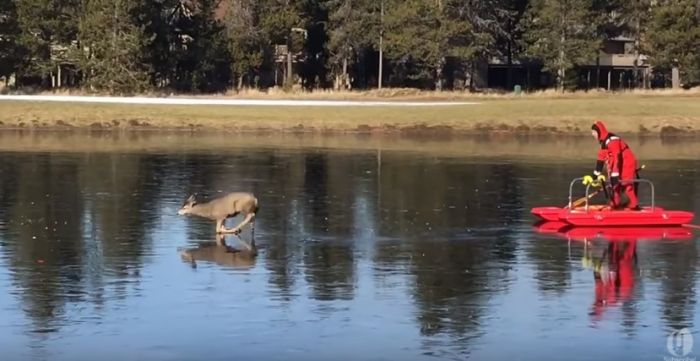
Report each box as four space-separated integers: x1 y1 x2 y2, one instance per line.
666 328 695 361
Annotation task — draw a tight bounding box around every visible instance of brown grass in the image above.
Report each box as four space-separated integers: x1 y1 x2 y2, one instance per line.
1 91 700 134
15 85 700 101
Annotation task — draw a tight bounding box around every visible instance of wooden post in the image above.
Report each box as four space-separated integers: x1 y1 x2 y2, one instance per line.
607 69 611 91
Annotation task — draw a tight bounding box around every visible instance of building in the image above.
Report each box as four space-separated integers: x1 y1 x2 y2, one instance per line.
484 36 651 91
577 36 651 90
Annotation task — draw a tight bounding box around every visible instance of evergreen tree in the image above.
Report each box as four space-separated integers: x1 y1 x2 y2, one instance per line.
0 0 22 83
134 0 181 88
646 0 700 87
492 0 530 88
325 0 373 89
15 0 80 83
78 0 151 94
176 0 231 92
259 0 305 88
520 0 600 91
384 0 475 90
224 0 267 89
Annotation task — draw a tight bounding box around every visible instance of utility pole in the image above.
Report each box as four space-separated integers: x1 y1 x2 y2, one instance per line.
378 0 384 89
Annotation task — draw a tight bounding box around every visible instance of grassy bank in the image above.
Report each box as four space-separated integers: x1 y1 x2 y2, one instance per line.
1 91 700 135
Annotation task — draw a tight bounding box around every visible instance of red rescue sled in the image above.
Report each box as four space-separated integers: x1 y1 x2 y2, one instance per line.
531 177 695 227
533 221 694 242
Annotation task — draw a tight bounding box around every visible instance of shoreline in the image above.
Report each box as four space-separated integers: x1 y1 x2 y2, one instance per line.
1 94 700 136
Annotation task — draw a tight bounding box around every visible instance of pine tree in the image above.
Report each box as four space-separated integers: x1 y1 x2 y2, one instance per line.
78 0 151 94
15 0 80 83
134 0 180 88
179 0 231 92
259 0 305 89
492 0 530 88
224 0 267 89
646 0 700 87
384 0 475 90
520 0 600 91
325 0 373 89
0 0 22 83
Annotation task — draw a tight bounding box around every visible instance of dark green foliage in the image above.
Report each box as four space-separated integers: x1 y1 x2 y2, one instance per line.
0 0 697 92
646 0 700 86
14 0 80 80
77 0 151 94
0 0 22 81
520 0 600 91
224 0 267 89
384 0 476 89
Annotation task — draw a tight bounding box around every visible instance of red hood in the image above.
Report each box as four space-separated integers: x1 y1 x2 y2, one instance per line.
592 120 609 142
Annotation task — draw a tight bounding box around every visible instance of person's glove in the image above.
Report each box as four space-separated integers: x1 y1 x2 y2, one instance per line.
610 175 619 187
583 174 606 187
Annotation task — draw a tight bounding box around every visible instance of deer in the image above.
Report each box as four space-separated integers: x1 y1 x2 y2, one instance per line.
177 192 259 245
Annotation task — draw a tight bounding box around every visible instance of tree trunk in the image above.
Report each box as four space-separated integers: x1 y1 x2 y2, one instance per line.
507 36 513 90
558 67 565 92
633 14 640 89
558 13 565 92
286 43 293 88
237 75 244 90
342 56 349 90
435 58 444 91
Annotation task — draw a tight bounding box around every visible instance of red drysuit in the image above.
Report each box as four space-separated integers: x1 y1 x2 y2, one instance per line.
591 121 639 210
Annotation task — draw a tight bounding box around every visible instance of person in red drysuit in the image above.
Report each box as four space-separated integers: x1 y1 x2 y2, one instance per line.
591 120 640 210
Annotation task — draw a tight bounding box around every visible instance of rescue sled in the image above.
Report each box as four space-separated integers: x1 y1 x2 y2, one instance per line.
533 221 694 242
531 177 695 227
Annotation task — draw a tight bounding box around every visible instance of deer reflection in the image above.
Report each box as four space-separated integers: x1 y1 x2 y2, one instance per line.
179 234 257 270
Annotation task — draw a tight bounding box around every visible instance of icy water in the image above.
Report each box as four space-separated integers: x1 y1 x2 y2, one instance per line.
0 132 698 361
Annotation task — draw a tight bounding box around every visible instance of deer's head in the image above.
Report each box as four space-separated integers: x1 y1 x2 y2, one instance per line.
178 194 197 215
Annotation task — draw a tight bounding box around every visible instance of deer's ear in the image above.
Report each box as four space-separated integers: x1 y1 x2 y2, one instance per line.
187 194 196 202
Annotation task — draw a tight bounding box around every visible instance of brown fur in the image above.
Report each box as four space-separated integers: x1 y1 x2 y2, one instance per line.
177 192 259 240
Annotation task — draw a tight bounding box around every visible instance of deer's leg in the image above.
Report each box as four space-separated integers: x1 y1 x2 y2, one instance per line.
230 212 255 235
215 233 226 246
216 219 225 234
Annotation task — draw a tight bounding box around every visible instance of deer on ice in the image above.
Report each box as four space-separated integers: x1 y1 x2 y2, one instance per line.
177 192 259 243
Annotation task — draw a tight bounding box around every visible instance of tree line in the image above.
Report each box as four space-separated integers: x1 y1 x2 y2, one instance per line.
0 0 698 94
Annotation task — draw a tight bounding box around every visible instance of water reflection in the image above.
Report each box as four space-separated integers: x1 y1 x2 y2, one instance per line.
534 223 698 337
0 137 698 361
179 235 257 270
